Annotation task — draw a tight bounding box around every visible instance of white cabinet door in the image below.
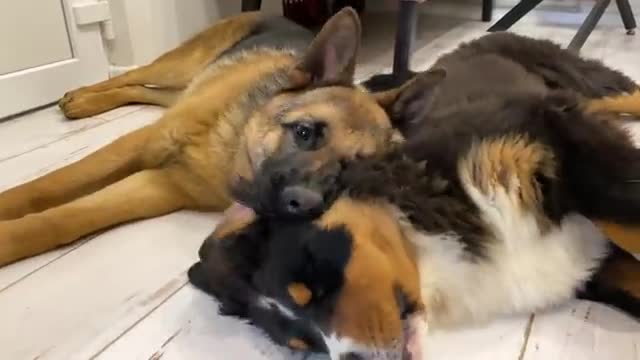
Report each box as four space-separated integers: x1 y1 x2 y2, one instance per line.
0 0 110 119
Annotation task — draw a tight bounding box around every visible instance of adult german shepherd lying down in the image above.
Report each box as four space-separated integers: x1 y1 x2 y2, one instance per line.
189 33 640 359
0 9 416 267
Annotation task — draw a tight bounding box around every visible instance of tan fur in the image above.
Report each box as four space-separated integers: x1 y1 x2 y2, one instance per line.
0 9 402 267
316 198 422 348
287 338 309 351
288 282 313 306
459 135 557 231
596 249 640 297
595 222 640 254
585 90 640 117
58 11 263 118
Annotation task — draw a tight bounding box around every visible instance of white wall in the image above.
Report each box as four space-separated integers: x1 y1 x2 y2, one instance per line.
106 0 282 67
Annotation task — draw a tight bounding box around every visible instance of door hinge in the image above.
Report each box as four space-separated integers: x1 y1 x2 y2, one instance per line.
72 1 115 40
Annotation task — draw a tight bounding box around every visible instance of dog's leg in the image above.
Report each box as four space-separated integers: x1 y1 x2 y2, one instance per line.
595 222 640 254
59 12 262 118
577 245 640 320
61 86 182 119
0 168 192 266
585 89 640 117
0 125 155 221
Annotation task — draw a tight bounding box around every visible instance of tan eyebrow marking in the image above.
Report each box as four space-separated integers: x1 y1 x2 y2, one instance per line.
288 337 309 350
288 282 312 306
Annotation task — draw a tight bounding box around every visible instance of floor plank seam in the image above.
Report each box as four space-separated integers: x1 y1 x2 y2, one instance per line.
517 314 536 360
0 121 116 164
0 237 92 294
88 279 189 359
93 106 149 122
0 106 149 165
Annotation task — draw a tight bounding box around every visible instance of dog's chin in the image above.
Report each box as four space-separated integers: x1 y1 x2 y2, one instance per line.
402 312 428 360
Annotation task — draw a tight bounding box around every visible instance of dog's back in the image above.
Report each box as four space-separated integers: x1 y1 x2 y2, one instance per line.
431 32 637 99
216 15 314 59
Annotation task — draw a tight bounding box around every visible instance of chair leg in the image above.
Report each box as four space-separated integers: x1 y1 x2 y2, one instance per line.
242 0 262 12
392 1 419 79
488 0 544 32
482 0 494 22
615 0 637 35
568 0 612 52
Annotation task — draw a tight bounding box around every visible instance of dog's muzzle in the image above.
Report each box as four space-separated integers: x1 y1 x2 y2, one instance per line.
231 154 344 219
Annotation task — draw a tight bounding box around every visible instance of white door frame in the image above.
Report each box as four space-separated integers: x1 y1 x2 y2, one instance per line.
0 0 110 119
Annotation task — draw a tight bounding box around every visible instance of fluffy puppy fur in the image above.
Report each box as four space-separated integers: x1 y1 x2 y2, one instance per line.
190 32 640 359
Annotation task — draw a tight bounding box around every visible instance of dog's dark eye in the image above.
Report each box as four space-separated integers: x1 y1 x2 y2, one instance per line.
288 122 325 151
295 124 312 142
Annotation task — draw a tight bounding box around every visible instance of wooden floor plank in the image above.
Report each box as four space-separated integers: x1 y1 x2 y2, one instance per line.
522 301 640 360
423 315 532 360
0 210 219 360
0 105 145 162
93 286 315 360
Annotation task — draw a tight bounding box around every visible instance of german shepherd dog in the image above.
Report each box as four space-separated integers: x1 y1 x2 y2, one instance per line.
189 33 640 359
0 9 421 267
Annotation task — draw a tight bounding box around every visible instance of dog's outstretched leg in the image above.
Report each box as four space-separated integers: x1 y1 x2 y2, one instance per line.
595 222 640 254
578 245 640 320
585 89 640 118
0 125 155 221
0 168 192 266
59 12 262 119
59 86 182 119
586 91 640 253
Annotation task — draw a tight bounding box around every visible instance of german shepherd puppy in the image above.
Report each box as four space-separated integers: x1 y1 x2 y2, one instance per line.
189 33 640 359
0 9 415 267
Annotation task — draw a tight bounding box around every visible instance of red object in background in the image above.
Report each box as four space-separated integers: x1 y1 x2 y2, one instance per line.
282 0 365 29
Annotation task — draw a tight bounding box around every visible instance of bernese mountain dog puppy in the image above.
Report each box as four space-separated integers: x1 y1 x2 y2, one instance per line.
189 32 640 359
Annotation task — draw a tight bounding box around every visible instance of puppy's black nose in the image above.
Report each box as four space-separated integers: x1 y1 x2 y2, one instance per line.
280 185 324 216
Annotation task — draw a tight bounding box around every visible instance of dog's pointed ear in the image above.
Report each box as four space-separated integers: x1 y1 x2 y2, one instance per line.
288 7 361 88
372 69 447 128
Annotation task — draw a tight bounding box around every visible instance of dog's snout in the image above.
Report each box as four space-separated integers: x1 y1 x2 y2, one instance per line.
280 186 324 216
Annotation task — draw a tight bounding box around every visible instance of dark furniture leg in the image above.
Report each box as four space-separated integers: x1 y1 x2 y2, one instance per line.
487 0 543 32
568 0 611 52
615 0 637 34
482 0 494 22
392 1 419 80
361 1 420 91
241 0 262 11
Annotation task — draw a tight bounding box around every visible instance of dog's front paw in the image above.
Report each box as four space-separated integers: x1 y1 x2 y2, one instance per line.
58 91 109 119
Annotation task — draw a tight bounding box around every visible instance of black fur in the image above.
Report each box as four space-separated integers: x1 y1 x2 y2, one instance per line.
363 32 636 97
188 219 354 354
577 245 640 320
231 152 343 220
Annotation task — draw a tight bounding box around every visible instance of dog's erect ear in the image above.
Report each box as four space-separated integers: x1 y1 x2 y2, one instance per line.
373 69 447 128
288 7 361 88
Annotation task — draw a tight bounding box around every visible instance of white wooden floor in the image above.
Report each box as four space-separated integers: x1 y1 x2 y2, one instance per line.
1 11 639 360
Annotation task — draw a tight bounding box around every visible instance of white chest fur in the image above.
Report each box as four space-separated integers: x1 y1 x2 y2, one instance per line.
399 178 609 330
